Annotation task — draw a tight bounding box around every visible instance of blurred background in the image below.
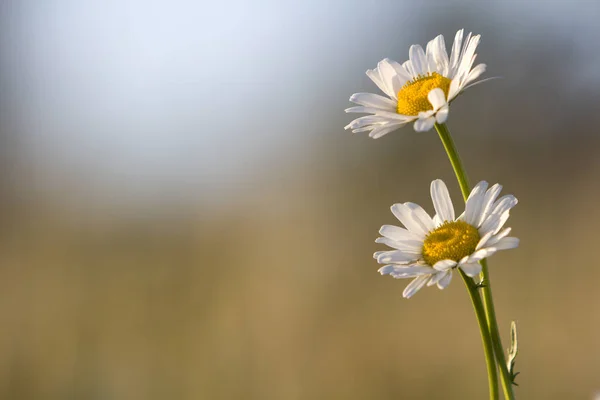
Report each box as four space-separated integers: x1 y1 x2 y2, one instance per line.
1 0 600 398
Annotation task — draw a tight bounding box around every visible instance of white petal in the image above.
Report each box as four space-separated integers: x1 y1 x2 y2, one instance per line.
380 264 434 278
375 237 423 253
435 105 449 124
375 110 417 121
413 116 435 132
428 88 447 111
409 45 427 75
459 32 474 63
377 250 418 264
418 110 434 119
345 107 414 123
492 237 519 251
379 225 423 242
467 248 496 263
428 34 449 75
345 105 387 114
448 29 464 76
349 92 397 110
405 202 436 233
456 58 478 94
369 123 406 139
378 265 398 275
430 179 455 222
454 31 473 75
433 259 457 271
448 77 462 101
351 125 384 134
425 39 438 74
379 58 404 98
391 203 428 237
475 230 495 250
402 60 417 79
475 183 503 227
463 63 487 87
490 195 518 216
480 210 510 236
428 270 447 286
437 270 453 289
345 115 388 130
460 262 482 277
387 59 412 83
365 67 388 96
485 227 511 246
403 275 430 298
455 34 480 86
366 67 395 99
373 251 387 259
464 181 488 225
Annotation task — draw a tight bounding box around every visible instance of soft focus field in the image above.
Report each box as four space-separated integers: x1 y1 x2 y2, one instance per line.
1 1 600 399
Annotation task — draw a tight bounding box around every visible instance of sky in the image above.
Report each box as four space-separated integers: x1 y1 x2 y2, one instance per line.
1 0 599 208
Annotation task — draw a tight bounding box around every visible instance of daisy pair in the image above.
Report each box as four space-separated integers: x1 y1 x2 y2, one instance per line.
345 29 487 138
375 179 519 298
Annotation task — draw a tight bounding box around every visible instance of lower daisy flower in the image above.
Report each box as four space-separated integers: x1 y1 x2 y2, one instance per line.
375 179 519 298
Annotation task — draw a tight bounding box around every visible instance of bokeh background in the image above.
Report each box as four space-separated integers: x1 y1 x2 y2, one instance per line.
1 0 600 398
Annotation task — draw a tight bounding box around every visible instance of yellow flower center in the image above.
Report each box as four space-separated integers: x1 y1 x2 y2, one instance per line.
397 72 451 116
422 220 480 266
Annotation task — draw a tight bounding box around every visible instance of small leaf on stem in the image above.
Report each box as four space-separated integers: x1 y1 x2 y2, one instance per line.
507 321 519 386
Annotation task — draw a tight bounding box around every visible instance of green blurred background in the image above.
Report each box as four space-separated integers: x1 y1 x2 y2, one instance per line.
1 0 600 398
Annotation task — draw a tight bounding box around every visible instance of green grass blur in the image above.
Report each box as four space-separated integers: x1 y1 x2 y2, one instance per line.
2 2 600 398
1 131 600 399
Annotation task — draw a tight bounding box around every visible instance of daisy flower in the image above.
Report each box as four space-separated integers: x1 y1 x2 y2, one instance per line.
345 29 487 138
375 179 519 298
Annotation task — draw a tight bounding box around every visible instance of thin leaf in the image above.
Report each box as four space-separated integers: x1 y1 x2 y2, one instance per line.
507 321 519 386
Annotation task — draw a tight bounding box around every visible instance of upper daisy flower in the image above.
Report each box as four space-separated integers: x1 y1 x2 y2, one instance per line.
345 29 487 138
375 179 519 298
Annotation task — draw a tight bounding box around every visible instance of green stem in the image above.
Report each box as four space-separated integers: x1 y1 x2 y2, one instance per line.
434 122 515 400
434 123 471 200
459 268 499 400
480 259 515 399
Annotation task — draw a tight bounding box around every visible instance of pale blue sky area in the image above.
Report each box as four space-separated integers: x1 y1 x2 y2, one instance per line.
1 0 598 208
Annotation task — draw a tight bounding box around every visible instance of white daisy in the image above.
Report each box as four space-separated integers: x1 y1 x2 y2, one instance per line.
375 179 519 298
345 29 487 138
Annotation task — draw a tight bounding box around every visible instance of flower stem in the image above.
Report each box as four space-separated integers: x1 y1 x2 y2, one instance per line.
434 122 515 400
433 123 471 200
458 268 499 400
480 258 515 399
